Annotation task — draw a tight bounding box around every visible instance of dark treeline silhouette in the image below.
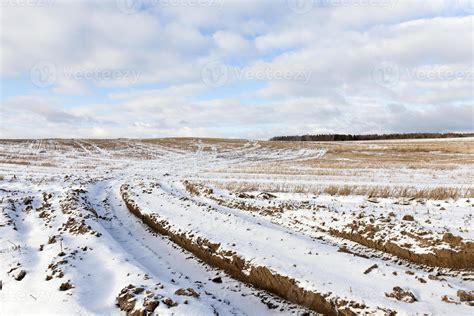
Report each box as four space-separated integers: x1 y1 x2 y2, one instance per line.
270 133 474 142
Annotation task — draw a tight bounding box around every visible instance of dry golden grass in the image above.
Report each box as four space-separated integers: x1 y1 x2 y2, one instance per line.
205 180 473 200
216 138 474 175
305 139 474 169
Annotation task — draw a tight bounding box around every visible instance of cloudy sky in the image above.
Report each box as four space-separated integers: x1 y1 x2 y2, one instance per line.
0 0 473 139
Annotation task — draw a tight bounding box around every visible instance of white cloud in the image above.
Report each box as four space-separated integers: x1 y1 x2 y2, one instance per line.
213 31 252 56
0 0 472 138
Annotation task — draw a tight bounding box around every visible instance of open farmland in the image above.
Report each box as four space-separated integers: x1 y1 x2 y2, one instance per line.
0 138 473 315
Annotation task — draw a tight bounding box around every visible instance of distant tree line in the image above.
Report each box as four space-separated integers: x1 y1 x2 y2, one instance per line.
269 133 474 142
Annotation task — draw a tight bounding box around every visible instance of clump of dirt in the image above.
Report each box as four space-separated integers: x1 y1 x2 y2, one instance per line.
162 297 178 307
442 233 463 247
0 200 17 229
385 286 417 303
258 192 277 200
440 290 474 306
441 295 458 304
37 192 54 226
402 214 415 221
14 270 26 281
363 264 378 274
337 245 368 259
236 192 255 199
367 198 379 204
116 284 164 315
183 180 213 196
7 264 26 281
47 253 70 279
23 196 34 212
457 290 474 305
59 280 73 291
175 288 199 298
60 188 98 218
48 235 58 244
59 217 100 237
211 276 222 283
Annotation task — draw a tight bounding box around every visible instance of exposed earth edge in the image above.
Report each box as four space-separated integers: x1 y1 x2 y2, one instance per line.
329 230 474 270
121 184 366 316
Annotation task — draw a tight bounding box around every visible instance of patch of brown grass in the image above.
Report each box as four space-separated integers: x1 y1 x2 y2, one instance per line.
206 181 473 200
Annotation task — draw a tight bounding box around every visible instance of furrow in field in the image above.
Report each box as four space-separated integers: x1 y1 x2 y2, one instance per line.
120 183 360 316
121 179 474 315
184 181 474 270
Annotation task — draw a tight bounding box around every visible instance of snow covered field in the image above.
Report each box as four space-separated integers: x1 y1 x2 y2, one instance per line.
0 138 473 315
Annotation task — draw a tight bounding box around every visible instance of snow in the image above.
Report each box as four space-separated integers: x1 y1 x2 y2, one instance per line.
125 178 473 314
0 138 472 315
